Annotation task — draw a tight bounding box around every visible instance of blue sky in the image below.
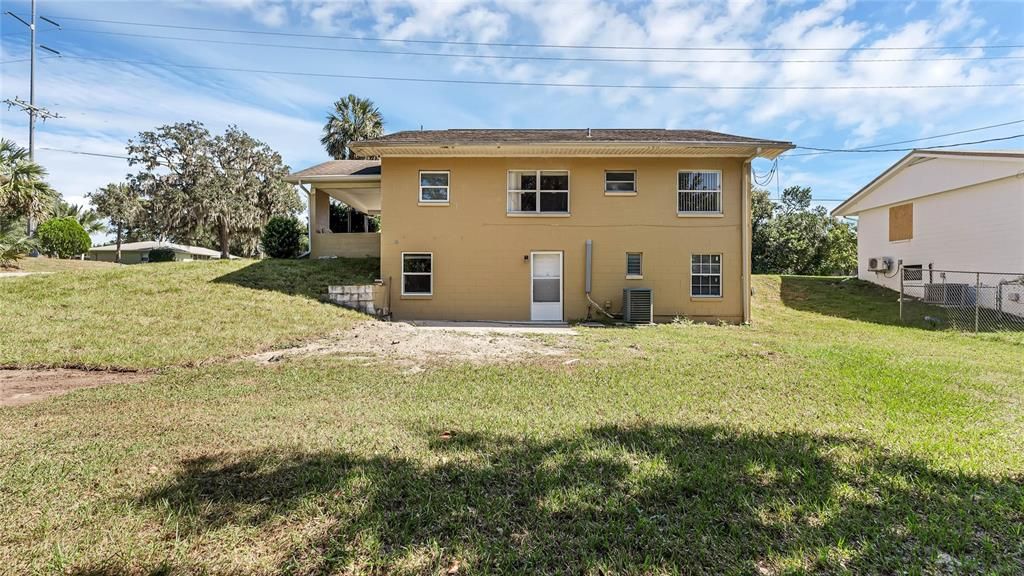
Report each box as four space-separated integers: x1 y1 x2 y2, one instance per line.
2 0 1023 225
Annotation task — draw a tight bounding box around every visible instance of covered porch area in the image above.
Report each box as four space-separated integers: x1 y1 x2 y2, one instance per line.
285 160 383 259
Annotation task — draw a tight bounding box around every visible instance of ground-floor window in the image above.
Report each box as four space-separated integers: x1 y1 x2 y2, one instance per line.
626 252 643 278
691 254 722 297
402 252 433 295
903 264 923 282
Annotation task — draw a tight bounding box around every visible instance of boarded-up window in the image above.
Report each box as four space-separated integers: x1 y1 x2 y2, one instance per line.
889 203 913 242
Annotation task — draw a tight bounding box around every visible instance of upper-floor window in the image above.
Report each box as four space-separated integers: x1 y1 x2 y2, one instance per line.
678 170 722 215
419 171 450 204
508 170 569 214
888 203 913 242
605 171 636 195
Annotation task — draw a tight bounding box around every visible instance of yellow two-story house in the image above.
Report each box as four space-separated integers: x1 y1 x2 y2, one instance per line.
287 129 792 323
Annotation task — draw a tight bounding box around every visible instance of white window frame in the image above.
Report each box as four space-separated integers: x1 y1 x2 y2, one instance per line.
605 170 637 195
507 170 570 215
626 252 643 279
401 252 433 296
690 253 723 298
677 170 723 216
418 171 450 204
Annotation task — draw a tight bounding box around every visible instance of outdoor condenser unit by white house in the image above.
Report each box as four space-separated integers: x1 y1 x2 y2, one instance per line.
622 288 653 324
867 257 893 272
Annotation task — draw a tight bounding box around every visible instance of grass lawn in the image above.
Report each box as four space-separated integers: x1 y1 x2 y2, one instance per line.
2 257 120 273
0 258 379 369
1 272 1022 574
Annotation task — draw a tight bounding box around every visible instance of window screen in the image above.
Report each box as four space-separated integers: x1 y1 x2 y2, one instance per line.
626 253 643 276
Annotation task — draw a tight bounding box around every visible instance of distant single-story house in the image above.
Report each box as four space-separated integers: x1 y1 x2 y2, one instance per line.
831 149 1024 289
87 241 234 264
287 128 794 323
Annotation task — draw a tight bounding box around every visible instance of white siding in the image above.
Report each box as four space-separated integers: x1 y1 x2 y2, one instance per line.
843 155 1024 214
856 176 1024 291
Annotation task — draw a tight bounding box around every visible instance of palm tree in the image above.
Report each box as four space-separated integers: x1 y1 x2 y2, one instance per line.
320 94 384 160
52 200 107 235
0 138 58 234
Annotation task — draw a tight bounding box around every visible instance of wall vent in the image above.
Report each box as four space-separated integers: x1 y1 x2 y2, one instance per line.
623 288 653 324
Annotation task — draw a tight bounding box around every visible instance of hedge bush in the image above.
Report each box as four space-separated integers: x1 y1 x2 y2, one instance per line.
147 247 176 262
261 215 303 259
35 217 91 259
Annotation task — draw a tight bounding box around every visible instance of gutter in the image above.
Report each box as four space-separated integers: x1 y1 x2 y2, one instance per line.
284 174 381 184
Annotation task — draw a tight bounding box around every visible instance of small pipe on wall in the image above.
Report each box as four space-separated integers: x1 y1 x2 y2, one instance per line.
585 239 614 319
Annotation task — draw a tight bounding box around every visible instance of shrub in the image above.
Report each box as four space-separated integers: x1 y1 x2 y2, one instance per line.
147 247 176 263
35 217 91 258
261 215 303 259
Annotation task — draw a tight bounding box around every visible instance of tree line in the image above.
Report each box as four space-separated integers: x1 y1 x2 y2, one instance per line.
2 93 386 266
752 186 857 276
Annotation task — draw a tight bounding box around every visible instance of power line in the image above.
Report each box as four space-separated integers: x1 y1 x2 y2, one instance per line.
39 147 128 160
53 26 1024 65
55 54 1024 91
49 15 1024 52
793 133 1024 153
788 119 1024 157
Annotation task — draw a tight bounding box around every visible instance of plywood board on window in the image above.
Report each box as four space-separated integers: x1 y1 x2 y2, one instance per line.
889 203 913 242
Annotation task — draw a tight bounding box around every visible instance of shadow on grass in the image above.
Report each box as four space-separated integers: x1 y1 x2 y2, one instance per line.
79 425 1023 574
780 275 945 330
212 257 380 300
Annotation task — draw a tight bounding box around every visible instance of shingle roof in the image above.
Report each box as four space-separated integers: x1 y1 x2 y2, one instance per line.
353 129 790 146
287 159 381 180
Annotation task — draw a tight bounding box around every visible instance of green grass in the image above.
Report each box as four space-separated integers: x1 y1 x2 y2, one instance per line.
1 274 1022 574
3 257 120 273
0 258 379 369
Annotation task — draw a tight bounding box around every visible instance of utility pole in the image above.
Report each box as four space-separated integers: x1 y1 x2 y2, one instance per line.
3 0 62 239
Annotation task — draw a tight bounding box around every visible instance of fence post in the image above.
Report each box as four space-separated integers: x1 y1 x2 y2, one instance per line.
974 272 980 333
898 267 904 323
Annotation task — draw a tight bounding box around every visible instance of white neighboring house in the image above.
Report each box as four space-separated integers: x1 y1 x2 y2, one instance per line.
87 241 235 264
832 150 1024 317
832 149 1024 288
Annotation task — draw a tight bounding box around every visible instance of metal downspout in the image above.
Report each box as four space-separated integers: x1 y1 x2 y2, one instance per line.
742 157 754 324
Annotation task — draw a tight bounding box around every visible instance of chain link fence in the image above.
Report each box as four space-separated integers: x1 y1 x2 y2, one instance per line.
899 268 1024 332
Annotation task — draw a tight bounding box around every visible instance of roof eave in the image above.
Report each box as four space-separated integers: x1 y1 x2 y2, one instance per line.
285 174 383 184
349 141 794 159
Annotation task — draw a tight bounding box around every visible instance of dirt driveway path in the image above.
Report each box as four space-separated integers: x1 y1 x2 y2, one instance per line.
247 321 578 372
0 368 149 405
0 369 148 407
3 322 578 407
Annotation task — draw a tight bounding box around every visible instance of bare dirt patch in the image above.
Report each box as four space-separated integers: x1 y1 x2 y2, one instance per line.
0 369 148 407
247 321 577 372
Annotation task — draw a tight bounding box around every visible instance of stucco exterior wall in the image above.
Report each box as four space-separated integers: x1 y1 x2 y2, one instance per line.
379 156 748 322
856 176 1024 291
311 232 381 259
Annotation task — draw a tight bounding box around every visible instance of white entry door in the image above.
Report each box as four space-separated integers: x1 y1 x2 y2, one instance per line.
530 251 563 321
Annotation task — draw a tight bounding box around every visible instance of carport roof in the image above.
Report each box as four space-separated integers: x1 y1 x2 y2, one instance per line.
285 159 381 182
